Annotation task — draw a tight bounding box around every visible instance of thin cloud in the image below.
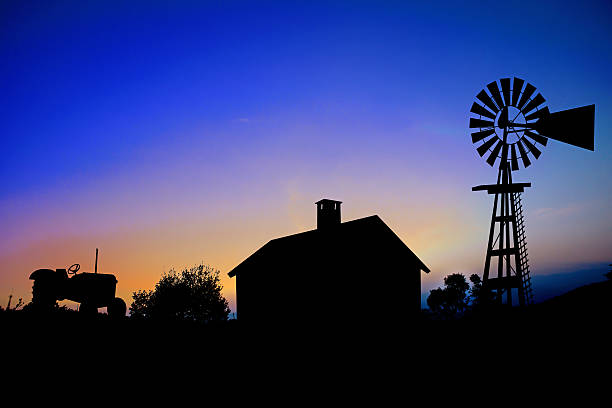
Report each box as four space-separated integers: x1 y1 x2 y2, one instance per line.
533 204 583 218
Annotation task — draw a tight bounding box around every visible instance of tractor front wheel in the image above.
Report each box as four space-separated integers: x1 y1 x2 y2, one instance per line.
79 303 97 316
108 297 126 319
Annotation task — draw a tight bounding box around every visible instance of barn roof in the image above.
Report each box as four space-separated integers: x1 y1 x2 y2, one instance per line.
228 215 430 277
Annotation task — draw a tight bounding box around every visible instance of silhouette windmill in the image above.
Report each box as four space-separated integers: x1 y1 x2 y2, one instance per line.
469 77 595 306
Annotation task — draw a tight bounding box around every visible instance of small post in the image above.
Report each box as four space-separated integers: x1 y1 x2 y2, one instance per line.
95 248 99 274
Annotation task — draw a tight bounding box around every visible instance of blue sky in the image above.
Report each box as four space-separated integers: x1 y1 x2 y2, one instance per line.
1 1 611 309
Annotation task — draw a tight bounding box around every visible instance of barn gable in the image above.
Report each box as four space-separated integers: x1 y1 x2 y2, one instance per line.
228 215 429 278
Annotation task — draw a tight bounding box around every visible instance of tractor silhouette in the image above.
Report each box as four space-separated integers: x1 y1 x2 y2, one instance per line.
29 262 126 318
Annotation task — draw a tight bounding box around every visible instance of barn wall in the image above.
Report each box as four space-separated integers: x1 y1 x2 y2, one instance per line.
235 257 423 323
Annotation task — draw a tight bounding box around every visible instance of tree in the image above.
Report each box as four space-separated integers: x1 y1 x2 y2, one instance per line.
130 264 231 322
469 274 498 308
443 273 470 314
469 274 484 308
426 273 470 318
470 274 490 309
426 288 447 315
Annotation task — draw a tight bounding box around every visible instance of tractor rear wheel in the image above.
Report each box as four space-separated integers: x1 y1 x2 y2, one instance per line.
108 297 126 319
79 303 97 315
32 279 56 309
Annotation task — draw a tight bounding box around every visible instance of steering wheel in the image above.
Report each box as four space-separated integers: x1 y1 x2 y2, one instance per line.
67 263 80 275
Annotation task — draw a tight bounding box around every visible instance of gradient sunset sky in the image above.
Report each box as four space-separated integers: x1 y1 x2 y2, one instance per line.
1 1 611 312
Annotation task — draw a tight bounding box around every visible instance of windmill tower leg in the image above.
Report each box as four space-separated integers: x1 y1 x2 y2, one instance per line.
482 169 501 286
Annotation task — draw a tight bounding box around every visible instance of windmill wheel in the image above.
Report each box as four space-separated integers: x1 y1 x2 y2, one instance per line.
469 77 550 170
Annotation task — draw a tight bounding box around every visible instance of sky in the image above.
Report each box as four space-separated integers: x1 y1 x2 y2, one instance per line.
1 0 611 312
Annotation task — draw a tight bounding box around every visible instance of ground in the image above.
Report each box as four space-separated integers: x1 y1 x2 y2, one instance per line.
1 280 610 383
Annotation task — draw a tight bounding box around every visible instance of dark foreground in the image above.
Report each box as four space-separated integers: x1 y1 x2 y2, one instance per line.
2 280 611 386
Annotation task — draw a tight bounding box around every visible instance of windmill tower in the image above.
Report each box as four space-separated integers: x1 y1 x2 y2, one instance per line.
469 77 595 306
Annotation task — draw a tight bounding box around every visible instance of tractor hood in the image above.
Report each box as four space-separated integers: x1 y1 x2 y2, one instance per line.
29 269 56 280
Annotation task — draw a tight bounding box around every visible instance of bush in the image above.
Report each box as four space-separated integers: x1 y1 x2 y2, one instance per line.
130 264 230 322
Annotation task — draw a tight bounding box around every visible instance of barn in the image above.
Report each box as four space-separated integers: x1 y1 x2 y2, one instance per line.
228 199 430 323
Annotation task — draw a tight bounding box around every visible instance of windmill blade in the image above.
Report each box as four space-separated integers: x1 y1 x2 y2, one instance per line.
517 83 536 110
516 139 532 168
477 136 498 156
522 93 546 114
534 104 595 151
524 130 548 146
511 77 524 106
500 78 511 106
521 137 541 159
486 140 503 167
525 106 550 121
472 128 495 143
510 144 519 170
487 81 505 110
477 89 499 113
470 118 494 128
470 102 496 119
